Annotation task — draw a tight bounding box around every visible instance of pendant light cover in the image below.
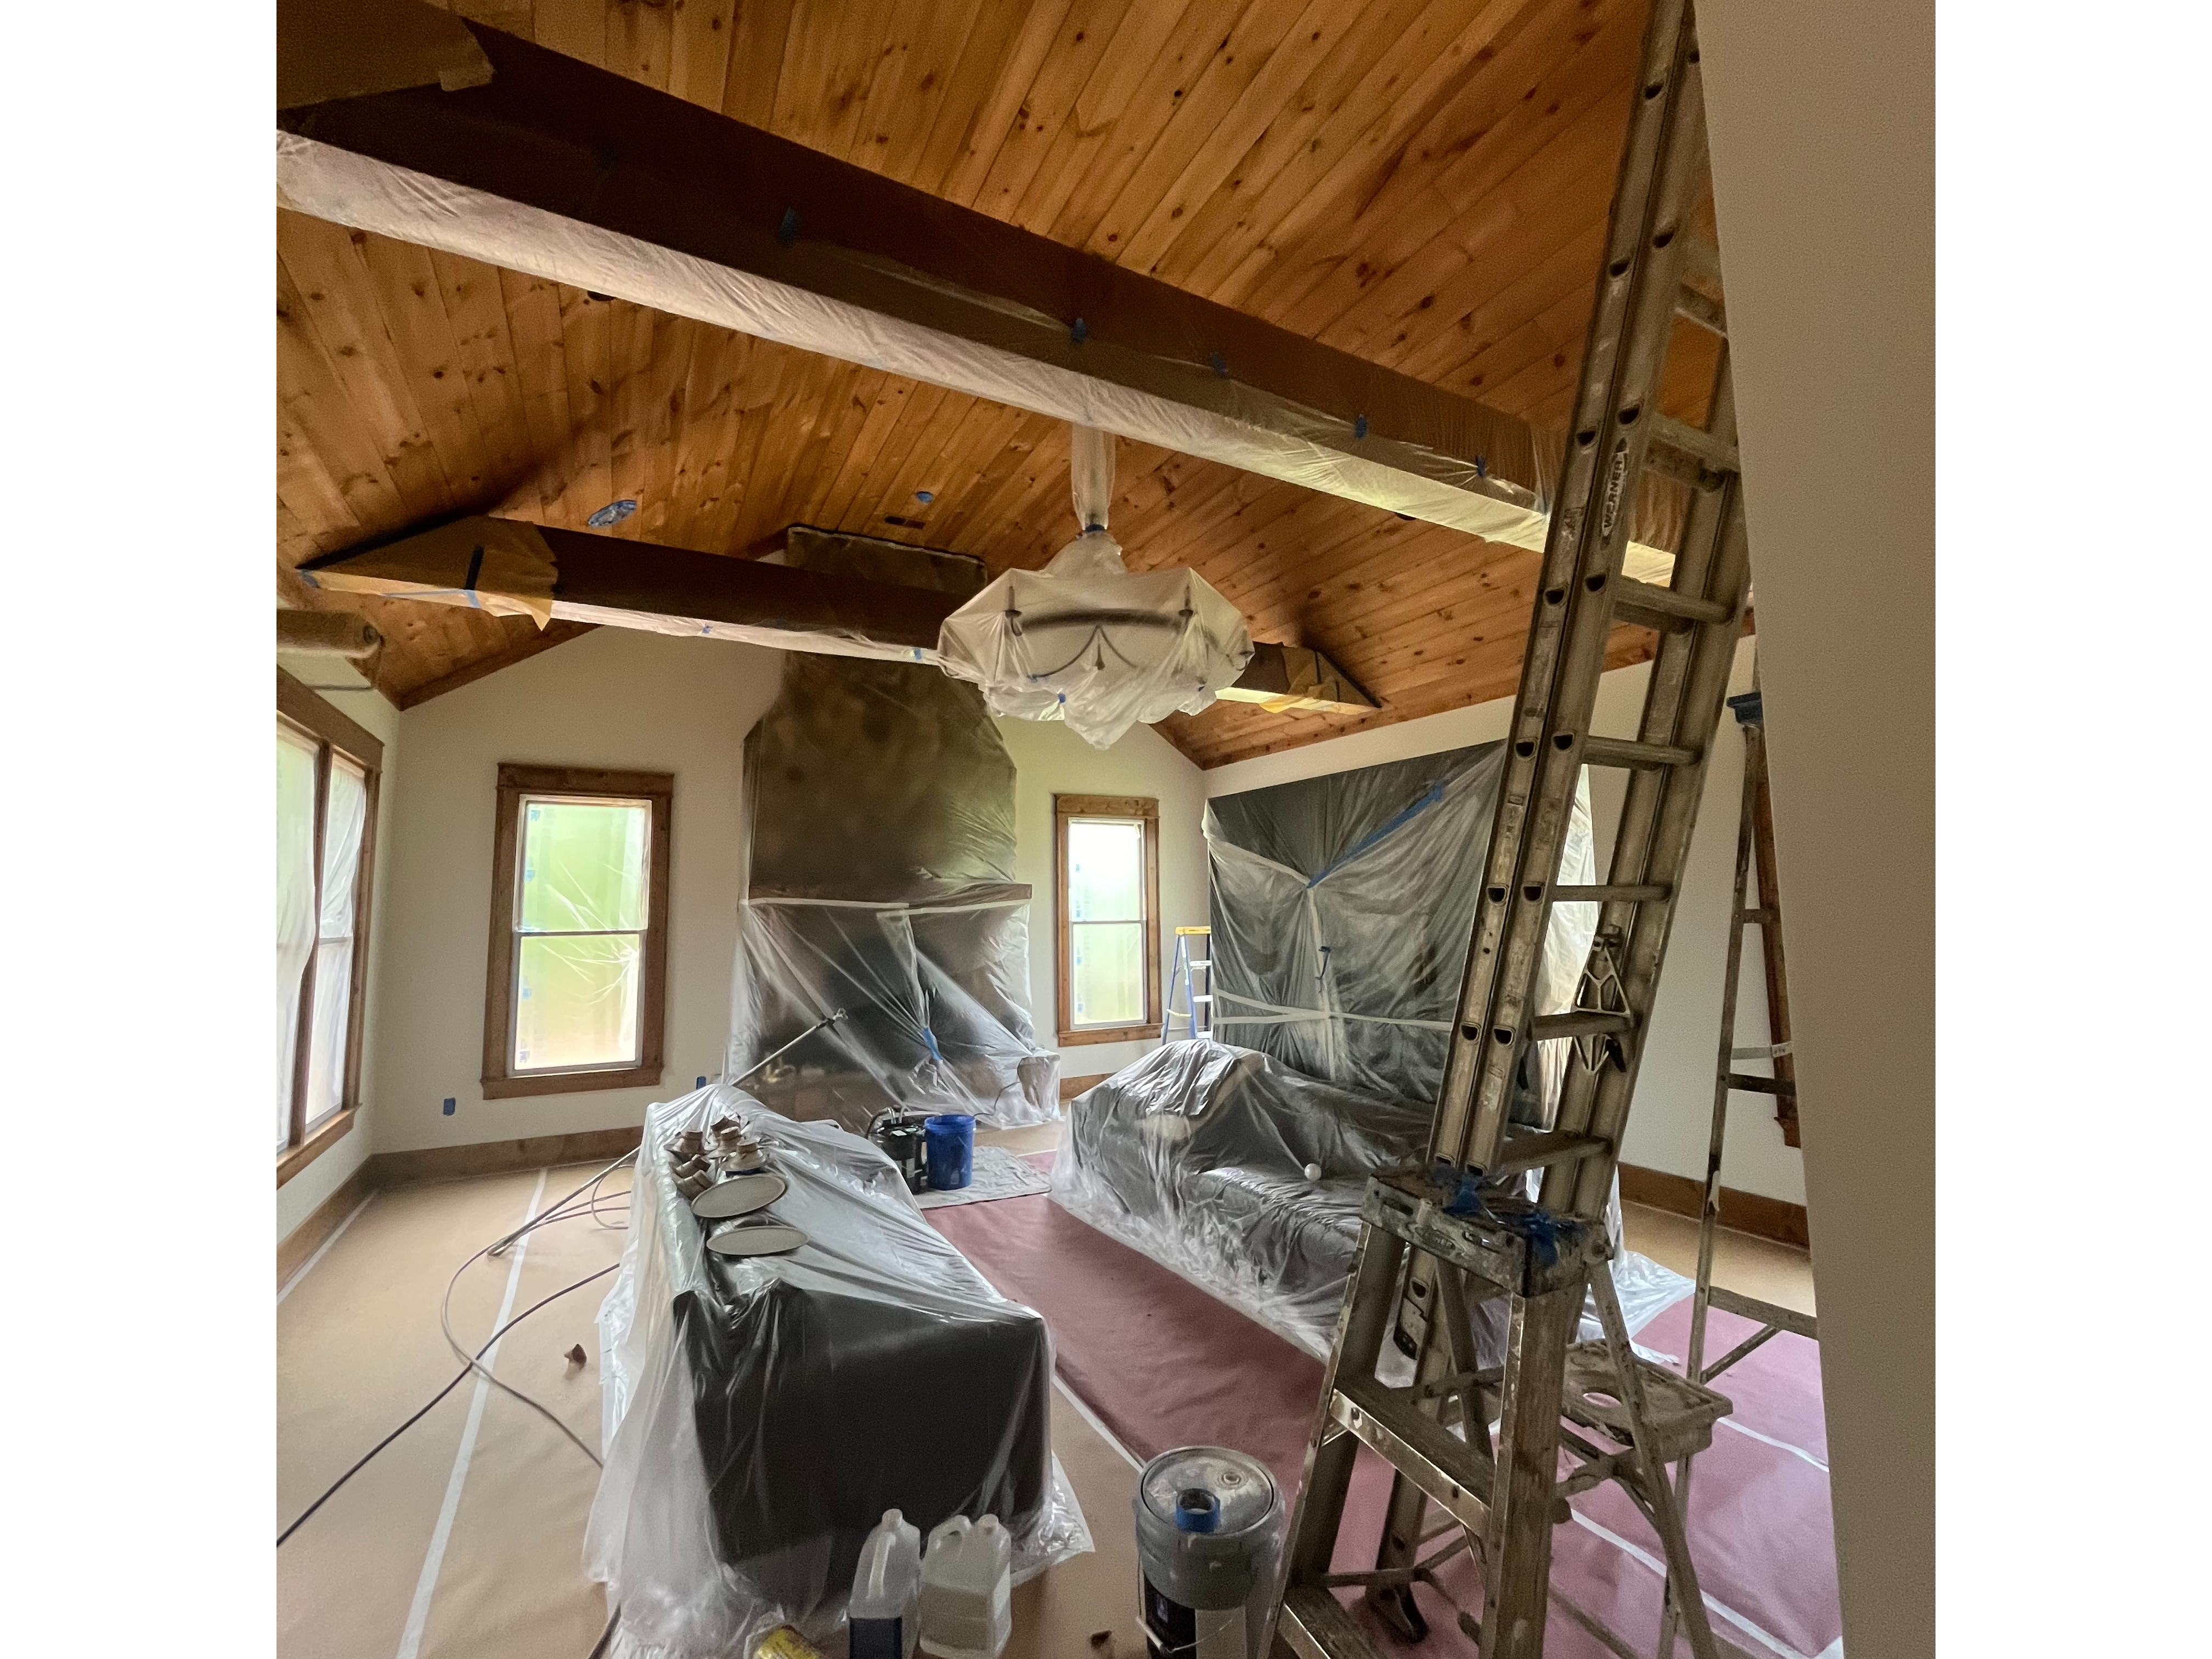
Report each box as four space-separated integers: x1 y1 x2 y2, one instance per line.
937 427 1252 748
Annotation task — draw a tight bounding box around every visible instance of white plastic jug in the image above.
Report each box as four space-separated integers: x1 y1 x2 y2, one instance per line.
918 1514 1012 1659
850 1509 922 1659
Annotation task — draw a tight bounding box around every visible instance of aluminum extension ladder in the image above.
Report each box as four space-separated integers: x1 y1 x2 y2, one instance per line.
1261 4 1753 1656
1166 925 1215 1041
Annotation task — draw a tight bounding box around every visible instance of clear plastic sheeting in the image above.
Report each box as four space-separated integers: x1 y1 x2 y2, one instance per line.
276 724 319 1146
275 134 1652 552
589 1088 1090 1659
1052 1042 1689 1362
1205 742 1598 1120
733 894 1058 1133
1052 1042 1431 1356
730 650 1058 1131
938 427 1253 748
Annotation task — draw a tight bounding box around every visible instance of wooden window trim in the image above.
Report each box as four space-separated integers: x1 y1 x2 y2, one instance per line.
1054 794 1163 1046
482 764 673 1099
278 669 381 1189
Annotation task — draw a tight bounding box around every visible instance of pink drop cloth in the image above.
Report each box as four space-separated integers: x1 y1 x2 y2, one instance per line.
928 1166 1840 1659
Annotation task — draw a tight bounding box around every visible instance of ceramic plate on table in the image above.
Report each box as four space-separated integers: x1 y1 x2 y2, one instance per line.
706 1222 807 1257
691 1170 787 1219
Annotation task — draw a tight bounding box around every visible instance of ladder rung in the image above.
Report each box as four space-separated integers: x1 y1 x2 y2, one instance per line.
1528 1010 1633 1041
1611 574 1733 630
1191 994 1213 1003
1187 958 1210 968
1647 412 1740 476
1554 883 1670 905
1333 1374 1494 1537
1708 1285 1817 1342
1731 1042 1792 1061
1737 905 1778 924
1581 735 1699 770
1674 283 1726 337
1681 238 1724 291
1277 1585 1384 1659
1725 1073 1796 1097
1489 1131 1611 1178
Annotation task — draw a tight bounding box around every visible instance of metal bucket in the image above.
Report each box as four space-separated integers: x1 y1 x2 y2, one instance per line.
1132 1446 1280 1659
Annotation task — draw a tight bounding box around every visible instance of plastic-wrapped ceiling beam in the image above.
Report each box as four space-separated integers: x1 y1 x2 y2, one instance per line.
273 0 1680 564
297 516 963 664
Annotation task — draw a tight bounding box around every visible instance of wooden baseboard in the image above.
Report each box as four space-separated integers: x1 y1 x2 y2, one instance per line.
1618 1163 1810 1250
1059 1073 1111 1101
278 1159 375 1291
365 1125 645 1189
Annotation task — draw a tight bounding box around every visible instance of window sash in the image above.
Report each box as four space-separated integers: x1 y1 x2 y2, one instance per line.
1065 815 1148 924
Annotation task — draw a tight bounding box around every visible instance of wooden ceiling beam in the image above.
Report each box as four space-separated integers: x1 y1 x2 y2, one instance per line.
275 0 1587 551
297 515 1375 716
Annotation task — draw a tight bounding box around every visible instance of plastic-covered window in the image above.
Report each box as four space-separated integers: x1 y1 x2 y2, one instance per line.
513 798 651 1072
302 758 368 1129
1066 819 1146 1028
277 724 320 1150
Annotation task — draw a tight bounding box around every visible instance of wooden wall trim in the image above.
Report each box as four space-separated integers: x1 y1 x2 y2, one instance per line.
276 1158 375 1291
1058 1073 1111 1101
1617 1163 1811 1251
366 1125 644 1189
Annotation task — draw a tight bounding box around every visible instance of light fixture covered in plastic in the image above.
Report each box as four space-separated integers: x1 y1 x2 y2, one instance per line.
936 427 1252 749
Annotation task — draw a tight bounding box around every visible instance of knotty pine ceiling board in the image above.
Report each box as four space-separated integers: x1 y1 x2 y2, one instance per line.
284 1 1715 755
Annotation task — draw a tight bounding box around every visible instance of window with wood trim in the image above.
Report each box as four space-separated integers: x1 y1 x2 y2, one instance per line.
1054 795 1161 1046
483 765 672 1099
277 670 382 1188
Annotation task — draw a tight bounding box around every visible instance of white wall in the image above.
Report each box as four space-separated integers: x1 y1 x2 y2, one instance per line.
276 653 402 1242
1701 3 1933 1649
1204 635 1802 1204
994 716 1210 1081
369 628 781 1155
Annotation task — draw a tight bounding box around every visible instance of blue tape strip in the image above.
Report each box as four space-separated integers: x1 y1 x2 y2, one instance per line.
1305 778 1448 889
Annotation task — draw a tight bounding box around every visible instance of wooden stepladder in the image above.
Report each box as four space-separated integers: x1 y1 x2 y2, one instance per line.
1260 3 1754 1655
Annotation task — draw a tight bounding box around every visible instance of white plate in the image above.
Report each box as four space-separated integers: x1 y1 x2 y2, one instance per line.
706 1222 807 1257
691 1170 787 1219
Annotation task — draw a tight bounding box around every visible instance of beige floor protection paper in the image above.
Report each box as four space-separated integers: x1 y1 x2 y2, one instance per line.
277 1143 1807 1659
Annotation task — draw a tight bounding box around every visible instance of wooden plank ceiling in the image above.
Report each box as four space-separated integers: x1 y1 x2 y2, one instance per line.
279 0 1722 768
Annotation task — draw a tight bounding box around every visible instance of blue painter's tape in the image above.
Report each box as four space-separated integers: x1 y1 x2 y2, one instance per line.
442 1098 456 1116
1305 778 1448 888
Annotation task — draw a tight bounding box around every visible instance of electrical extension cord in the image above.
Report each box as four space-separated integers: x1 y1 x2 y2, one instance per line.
276 1259 618 1546
279 1173 633 1548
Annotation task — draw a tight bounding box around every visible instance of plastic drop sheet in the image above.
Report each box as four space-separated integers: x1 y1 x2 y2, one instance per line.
1204 742 1598 1118
589 1088 1089 1659
1051 1043 1689 1364
729 652 1058 1132
937 427 1254 749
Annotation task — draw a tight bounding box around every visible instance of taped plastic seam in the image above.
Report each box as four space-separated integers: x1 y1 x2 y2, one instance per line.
589 1088 1088 1659
274 132 1680 567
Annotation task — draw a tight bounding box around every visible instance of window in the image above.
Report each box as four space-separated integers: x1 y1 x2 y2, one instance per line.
1054 795 1161 1045
482 765 672 1098
277 670 382 1186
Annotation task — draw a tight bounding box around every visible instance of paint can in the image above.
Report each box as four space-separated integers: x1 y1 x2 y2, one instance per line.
1132 1447 1280 1659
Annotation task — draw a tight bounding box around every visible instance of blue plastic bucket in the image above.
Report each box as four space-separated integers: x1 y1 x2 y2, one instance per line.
923 1114 975 1190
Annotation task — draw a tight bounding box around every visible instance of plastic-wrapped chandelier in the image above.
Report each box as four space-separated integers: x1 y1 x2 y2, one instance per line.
936 427 1252 748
